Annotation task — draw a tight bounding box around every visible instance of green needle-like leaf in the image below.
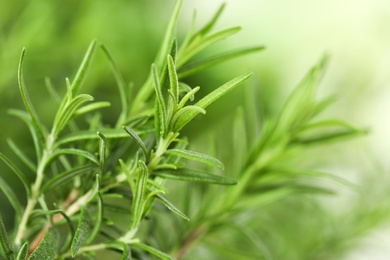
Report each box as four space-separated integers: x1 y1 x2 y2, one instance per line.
18 48 46 142
152 64 168 137
131 161 148 229
71 207 92 257
98 132 107 174
49 148 99 165
28 229 58 260
7 139 36 172
131 242 174 260
8 109 42 160
124 126 149 162
85 194 103 244
167 55 179 104
74 101 111 116
100 44 129 127
155 194 189 221
0 175 22 220
71 40 98 95
173 73 252 132
177 27 241 68
53 94 94 137
165 149 224 169
179 46 265 78
0 214 14 260
41 165 96 193
154 168 236 185
0 152 31 197
15 242 28 260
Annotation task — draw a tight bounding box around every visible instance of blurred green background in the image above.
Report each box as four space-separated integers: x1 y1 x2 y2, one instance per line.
1 0 390 258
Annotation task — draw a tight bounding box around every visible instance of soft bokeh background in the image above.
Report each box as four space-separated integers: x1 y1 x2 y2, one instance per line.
1 0 390 258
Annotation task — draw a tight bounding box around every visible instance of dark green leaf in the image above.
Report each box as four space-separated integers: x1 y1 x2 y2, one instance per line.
15 242 28 260
124 126 149 162
155 194 189 221
49 148 99 165
165 149 223 169
100 44 128 127
71 207 92 257
154 168 236 185
0 174 22 220
131 242 174 260
41 165 96 193
0 152 31 197
7 139 37 172
28 229 58 260
8 109 42 160
0 214 14 260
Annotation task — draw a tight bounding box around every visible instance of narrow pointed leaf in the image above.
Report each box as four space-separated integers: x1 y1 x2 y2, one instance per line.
165 149 223 169
0 152 31 196
71 40 98 95
177 86 200 109
124 126 149 162
131 161 148 229
155 194 189 221
171 105 205 131
53 94 94 136
45 77 61 104
179 46 265 78
100 44 128 126
167 55 179 104
152 64 167 136
0 175 22 220
85 193 103 244
16 242 28 260
173 73 252 132
98 132 107 174
71 207 92 257
41 165 96 193
276 56 328 133
57 128 152 146
50 149 98 165
154 168 236 185
0 214 14 260
197 3 226 36
7 139 36 172
178 27 241 68
18 48 46 142
28 229 58 260
131 243 174 260
74 101 111 116
8 109 42 160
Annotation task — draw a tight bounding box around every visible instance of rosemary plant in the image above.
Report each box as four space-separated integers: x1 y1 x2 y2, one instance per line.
0 1 366 259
